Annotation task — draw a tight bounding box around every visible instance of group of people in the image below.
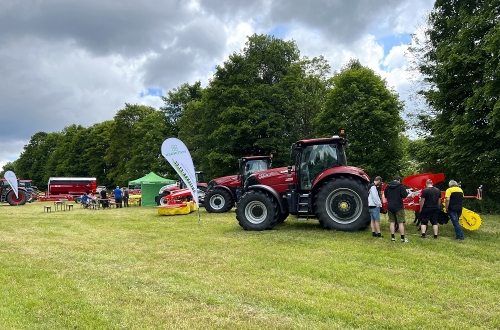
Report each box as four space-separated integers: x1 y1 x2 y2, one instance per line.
368 176 465 242
110 186 130 208
81 186 130 208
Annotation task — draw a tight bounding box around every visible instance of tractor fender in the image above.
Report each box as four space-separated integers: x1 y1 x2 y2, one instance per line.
312 170 370 193
244 184 286 213
208 185 236 200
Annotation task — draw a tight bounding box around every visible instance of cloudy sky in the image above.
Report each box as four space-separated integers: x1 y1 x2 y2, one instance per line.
0 0 435 170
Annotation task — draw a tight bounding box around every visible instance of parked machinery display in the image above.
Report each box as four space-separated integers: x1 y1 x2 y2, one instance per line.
0 179 28 206
155 171 208 206
235 134 371 231
38 177 97 203
384 172 483 230
204 156 273 213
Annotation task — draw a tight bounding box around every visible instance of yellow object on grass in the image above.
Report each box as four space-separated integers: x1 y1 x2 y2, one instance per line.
158 201 197 216
459 207 482 231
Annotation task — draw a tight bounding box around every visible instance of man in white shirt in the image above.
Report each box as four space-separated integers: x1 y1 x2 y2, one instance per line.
368 176 383 238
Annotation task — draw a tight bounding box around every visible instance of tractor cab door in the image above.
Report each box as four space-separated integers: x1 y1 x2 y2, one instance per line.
298 143 339 190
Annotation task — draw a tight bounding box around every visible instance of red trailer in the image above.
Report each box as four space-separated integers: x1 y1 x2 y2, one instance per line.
38 177 97 203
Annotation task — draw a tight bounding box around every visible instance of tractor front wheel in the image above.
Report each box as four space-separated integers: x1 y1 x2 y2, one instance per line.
236 190 278 231
7 190 27 206
205 189 234 213
315 176 369 231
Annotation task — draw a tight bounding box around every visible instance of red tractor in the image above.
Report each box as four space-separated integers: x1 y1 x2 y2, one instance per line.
235 135 371 231
0 179 28 206
204 155 273 213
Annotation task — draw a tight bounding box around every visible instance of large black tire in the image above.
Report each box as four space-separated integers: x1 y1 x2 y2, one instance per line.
315 176 370 231
236 190 279 231
277 210 289 223
205 189 234 213
437 210 449 225
156 192 170 206
277 199 289 223
7 190 27 206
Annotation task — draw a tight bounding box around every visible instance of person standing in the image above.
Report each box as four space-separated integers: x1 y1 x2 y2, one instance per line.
419 179 442 239
123 188 129 207
384 176 409 243
368 176 383 238
113 186 123 208
100 187 108 208
445 180 465 240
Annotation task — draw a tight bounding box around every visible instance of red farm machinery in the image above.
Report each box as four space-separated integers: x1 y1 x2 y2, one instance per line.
38 177 97 203
235 134 371 231
155 171 208 206
204 155 273 213
0 179 29 205
383 172 483 231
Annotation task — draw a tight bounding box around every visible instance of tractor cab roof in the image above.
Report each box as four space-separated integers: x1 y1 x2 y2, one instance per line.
240 155 272 162
294 135 346 149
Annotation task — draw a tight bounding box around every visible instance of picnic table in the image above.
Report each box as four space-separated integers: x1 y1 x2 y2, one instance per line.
54 199 67 211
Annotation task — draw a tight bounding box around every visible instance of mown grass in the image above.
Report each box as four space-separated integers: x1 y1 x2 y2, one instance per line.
0 202 499 329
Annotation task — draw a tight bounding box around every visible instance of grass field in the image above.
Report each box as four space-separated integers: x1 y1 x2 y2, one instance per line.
0 202 499 329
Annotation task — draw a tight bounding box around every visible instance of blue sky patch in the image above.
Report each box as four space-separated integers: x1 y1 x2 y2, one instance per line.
268 25 289 39
377 33 412 56
140 87 163 98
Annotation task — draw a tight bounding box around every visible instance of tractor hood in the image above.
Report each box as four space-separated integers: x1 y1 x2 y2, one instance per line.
245 166 293 194
209 174 240 189
402 172 445 190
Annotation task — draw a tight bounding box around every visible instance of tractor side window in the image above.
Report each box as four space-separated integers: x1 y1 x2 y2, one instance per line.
300 144 338 190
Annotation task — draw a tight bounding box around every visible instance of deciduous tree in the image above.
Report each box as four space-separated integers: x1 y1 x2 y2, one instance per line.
314 59 405 181
409 0 500 195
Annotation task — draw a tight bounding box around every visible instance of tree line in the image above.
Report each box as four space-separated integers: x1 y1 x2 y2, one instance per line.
3 35 406 191
3 0 499 213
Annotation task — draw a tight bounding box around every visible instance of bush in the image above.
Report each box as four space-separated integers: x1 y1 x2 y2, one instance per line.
463 196 500 214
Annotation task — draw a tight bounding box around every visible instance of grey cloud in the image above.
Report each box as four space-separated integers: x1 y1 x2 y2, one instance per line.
0 0 189 56
142 18 227 88
266 0 405 44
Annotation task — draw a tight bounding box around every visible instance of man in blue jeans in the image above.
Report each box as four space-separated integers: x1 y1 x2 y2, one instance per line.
445 180 464 240
113 186 123 208
368 176 383 238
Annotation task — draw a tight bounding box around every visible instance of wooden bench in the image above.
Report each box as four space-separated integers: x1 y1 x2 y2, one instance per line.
66 204 74 211
44 205 52 212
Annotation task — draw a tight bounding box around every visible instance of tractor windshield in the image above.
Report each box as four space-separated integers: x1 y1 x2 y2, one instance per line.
299 144 339 190
243 159 270 179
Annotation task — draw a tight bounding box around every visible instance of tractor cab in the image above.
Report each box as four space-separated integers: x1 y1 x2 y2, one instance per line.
291 136 348 191
239 156 273 185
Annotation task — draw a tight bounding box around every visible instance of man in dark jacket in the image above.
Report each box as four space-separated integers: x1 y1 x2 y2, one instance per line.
384 176 409 243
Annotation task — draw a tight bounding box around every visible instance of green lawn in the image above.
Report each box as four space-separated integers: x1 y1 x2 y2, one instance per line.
0 202 499 329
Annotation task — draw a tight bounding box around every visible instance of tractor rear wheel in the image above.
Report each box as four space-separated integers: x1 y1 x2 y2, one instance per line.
236 190 278 231
315 176 369 231
205 189 234 213
7 190 27 206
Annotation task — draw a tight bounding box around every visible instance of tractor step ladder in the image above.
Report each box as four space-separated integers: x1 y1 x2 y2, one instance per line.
297 193 311 220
